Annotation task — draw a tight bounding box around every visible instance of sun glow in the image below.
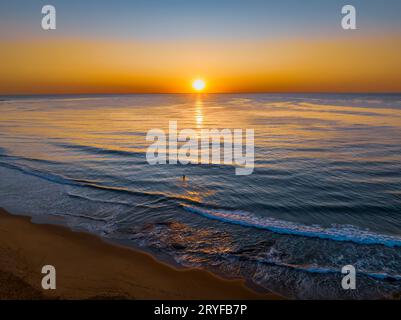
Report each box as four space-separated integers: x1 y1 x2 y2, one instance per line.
192 79 206 92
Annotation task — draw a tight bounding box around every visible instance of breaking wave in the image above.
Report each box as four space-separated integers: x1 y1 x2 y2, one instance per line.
182 204 401 247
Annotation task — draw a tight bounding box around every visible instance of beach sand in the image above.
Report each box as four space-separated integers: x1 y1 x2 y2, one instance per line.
0 208 278 300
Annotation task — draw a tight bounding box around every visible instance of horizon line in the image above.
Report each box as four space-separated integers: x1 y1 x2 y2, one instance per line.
2 91 401 97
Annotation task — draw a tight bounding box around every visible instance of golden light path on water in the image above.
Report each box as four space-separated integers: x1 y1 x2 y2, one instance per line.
2 95 401 166
195 96 203 130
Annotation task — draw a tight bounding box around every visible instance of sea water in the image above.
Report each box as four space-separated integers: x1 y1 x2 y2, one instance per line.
1 93 401 299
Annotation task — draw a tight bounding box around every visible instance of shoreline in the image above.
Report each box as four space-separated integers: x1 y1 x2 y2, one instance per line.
0 207 280 300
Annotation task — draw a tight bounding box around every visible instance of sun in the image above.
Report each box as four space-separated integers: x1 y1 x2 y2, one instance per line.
192 79 206 92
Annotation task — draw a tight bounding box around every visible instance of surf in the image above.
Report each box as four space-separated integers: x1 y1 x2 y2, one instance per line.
182 204 401 247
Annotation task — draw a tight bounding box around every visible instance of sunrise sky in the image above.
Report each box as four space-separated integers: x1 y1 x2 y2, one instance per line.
1 0 401 94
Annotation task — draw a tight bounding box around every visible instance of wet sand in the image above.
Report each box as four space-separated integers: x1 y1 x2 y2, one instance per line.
0 208 279 300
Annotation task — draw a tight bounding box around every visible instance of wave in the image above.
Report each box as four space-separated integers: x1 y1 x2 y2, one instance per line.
0 153 67 166
0 161 79 187
182 204 401 248
52 142 144 158
3 156 401 249
66 192 132 207
49 211 110 223
0 160 205 209
257 259 401 281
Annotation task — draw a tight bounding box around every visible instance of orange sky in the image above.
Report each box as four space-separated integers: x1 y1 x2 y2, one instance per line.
1 35 401 94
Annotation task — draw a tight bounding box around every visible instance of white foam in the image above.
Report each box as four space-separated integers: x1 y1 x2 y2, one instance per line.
182 204 401 247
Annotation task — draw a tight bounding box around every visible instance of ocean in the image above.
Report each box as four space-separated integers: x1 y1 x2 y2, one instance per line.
1 93 401 299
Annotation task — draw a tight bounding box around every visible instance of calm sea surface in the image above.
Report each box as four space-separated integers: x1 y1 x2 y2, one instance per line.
1 93 401 299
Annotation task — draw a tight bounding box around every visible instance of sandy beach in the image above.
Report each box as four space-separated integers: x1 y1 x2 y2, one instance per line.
0 208 278 300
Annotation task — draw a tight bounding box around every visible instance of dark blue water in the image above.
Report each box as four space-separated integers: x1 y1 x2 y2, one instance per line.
1 93 401 299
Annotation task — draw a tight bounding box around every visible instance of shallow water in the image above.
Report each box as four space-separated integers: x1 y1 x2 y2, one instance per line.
1 93 401 299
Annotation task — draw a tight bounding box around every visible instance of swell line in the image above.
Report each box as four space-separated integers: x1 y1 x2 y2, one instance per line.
0 160 207 209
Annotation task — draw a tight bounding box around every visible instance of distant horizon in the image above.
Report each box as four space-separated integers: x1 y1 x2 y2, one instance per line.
2 91 401 98
1 1 401 94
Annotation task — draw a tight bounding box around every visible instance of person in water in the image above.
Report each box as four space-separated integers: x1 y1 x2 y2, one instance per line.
182 175 186 181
